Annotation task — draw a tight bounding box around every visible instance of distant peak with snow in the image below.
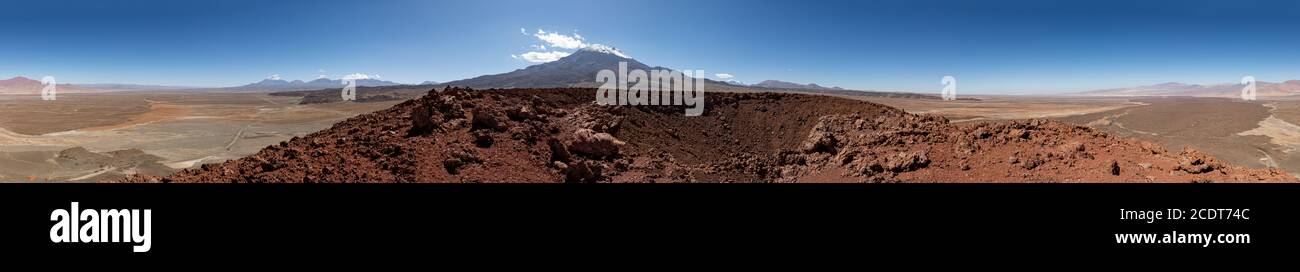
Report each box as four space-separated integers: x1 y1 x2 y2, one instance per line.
580 44 630 59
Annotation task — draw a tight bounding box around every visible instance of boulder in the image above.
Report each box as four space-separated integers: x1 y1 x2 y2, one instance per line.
567 129 626 158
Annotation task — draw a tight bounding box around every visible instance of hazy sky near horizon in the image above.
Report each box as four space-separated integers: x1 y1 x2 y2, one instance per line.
3 0 1300 93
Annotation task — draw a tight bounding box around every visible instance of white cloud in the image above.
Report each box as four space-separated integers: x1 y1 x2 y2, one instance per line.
512 28 623 63
267 74 281 80
318 74 328 79
518 51 572 63
533 29 588 49
342 73 376 80
715 73 735 80
520 28 527 35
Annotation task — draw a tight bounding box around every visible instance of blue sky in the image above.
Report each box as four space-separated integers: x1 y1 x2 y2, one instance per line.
3 0 1300 94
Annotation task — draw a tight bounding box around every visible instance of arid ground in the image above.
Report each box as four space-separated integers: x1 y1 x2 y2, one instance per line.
0 92 399 182
5 87 1297 183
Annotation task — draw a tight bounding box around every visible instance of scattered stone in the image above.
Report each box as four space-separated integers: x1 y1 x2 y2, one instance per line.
443 158 465 174
564 160 601 183
1020 155 1045 170
471 108 503 131
548 138 572 163
1057 141 1085 156
1109 160 1121 176
567 129 626 158
1177 159 1216 174
507 105 537 121
974 127 992 139
473 131 494 148
802 131 837 153
884 151 930 172
1176 148 1220 174
408 104 438 136
1009 129 1029 139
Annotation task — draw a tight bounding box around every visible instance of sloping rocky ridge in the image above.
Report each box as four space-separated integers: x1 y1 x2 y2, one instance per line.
123 88 1297 183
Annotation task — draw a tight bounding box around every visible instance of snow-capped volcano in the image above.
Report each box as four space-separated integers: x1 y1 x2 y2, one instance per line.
579 44 630 59
444 44 684 89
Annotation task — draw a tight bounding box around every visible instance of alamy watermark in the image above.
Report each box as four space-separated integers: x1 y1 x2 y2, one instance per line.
596 62 705 116
341 78 357 101
50 202 152 253
1241 75 1256 101
41 76 57 101
941 75 957 101
340 75 361 100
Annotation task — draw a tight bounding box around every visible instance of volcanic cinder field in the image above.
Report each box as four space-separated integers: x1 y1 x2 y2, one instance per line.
0 92 399 182
120 88 1293 183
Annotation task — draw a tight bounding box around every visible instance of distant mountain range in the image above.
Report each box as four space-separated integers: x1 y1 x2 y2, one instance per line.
0 76 424 94
227 77 402 91
75 83 194 91
748 80 846 91
1077 80 1300 98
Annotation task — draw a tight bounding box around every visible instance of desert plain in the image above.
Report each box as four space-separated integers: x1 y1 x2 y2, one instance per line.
0 91 400 181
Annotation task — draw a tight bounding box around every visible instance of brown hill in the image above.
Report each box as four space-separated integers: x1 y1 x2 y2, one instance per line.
123 87 1296 183
0 76 97 94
